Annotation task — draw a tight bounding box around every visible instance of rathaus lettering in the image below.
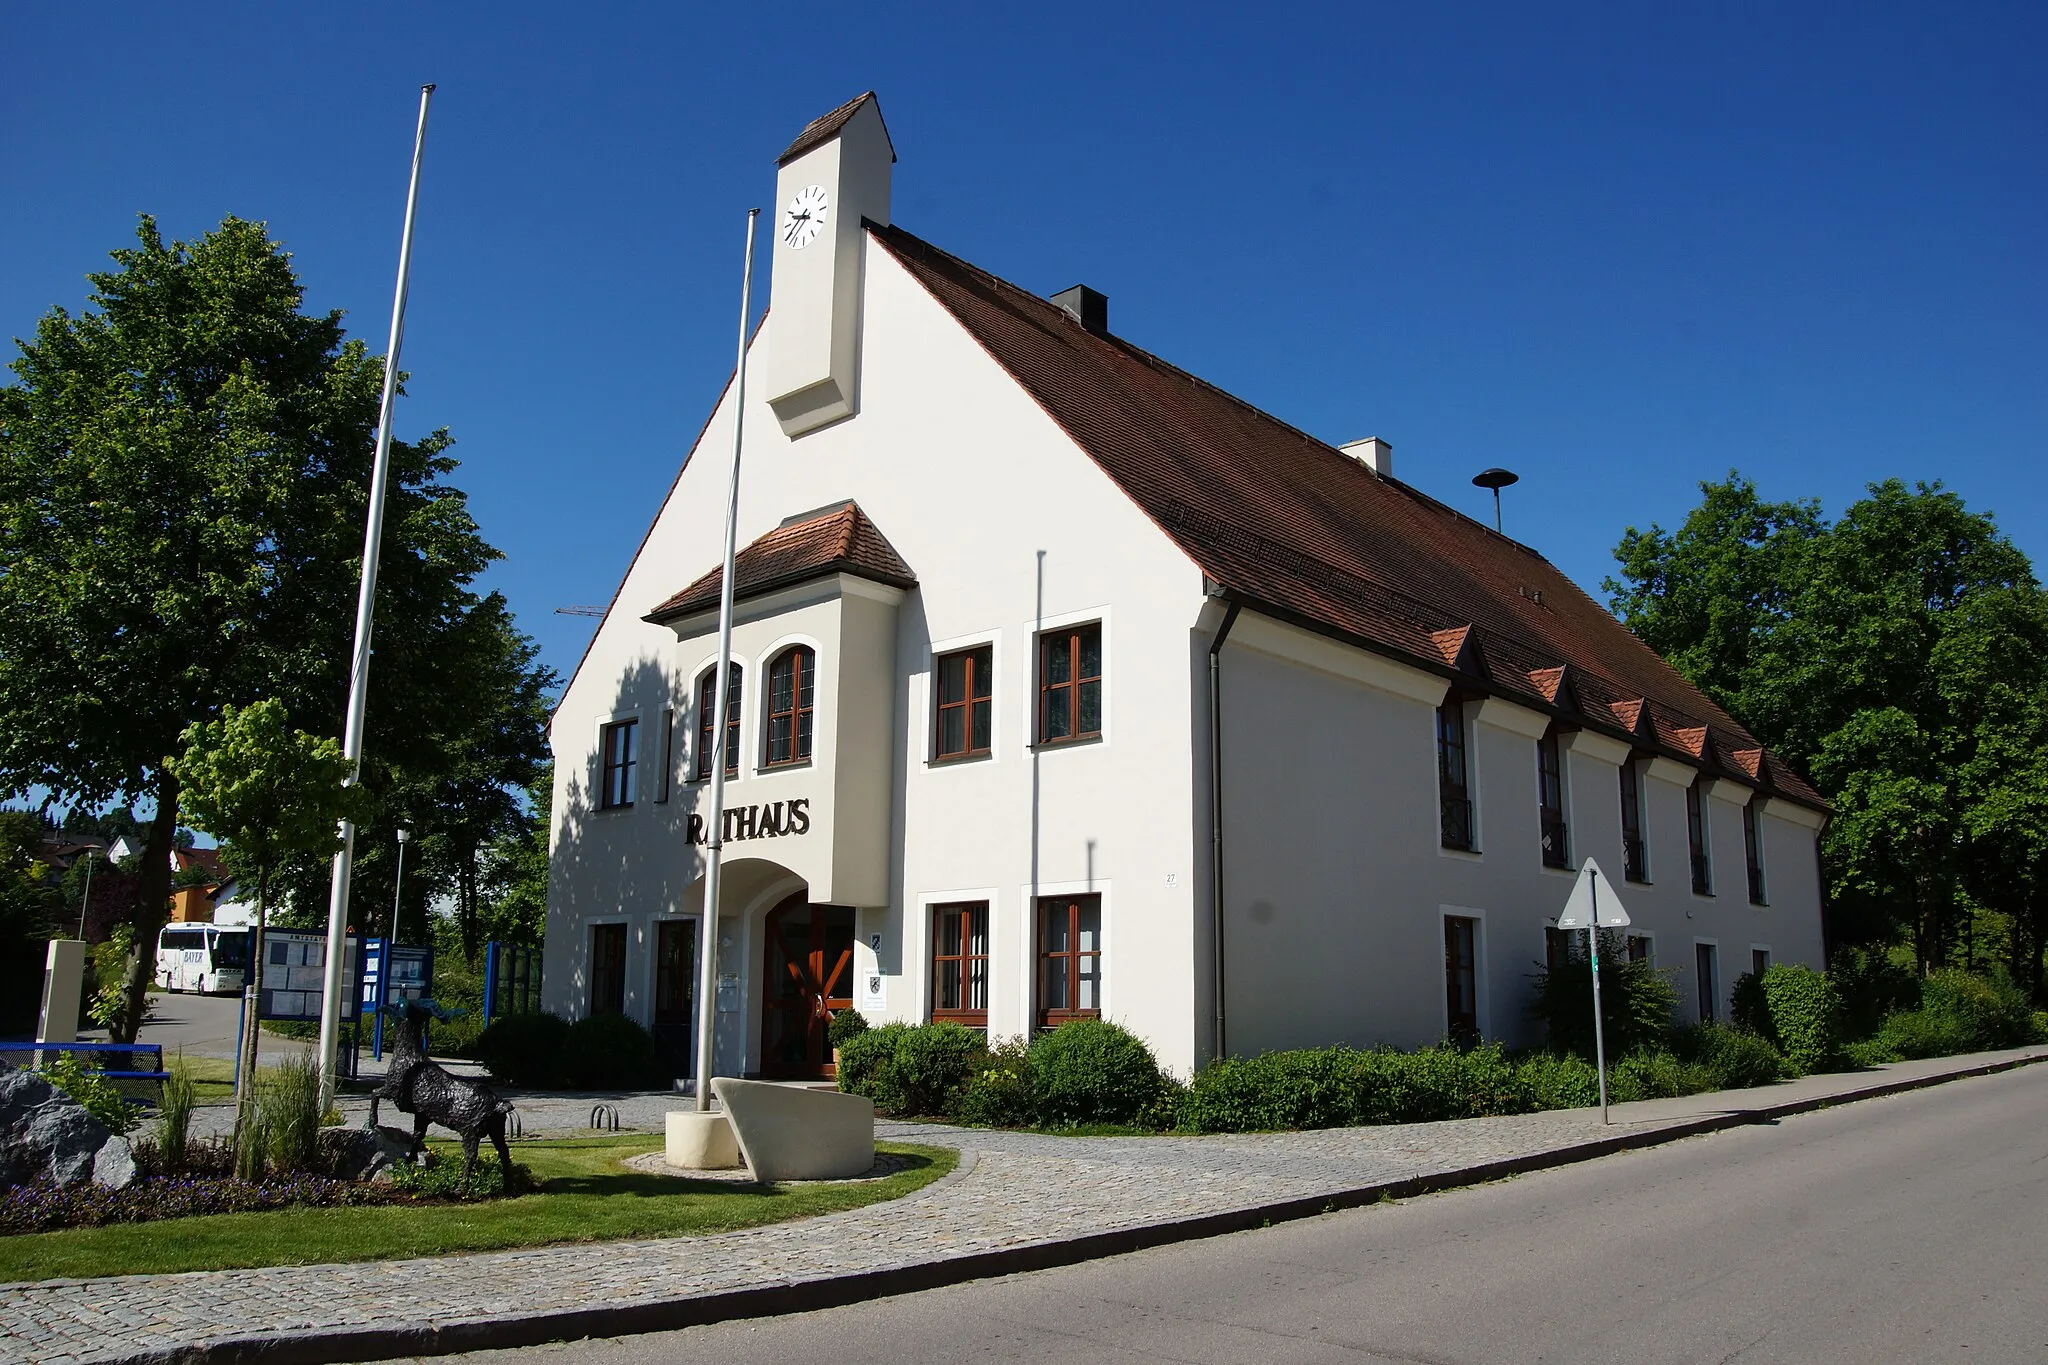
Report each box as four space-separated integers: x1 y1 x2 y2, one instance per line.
686 799 811 847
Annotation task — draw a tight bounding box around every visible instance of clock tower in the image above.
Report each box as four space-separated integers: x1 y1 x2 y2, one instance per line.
765 92 895 438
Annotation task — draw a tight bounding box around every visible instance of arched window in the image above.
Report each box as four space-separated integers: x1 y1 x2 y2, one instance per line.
695 663 742 780
765 646 816 767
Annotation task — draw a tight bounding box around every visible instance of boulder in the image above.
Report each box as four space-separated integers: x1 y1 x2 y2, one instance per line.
317 1124 416 1183
0 1064 138 1189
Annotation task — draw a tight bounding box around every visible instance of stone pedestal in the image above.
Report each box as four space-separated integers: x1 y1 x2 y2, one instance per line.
665 1109 741 1170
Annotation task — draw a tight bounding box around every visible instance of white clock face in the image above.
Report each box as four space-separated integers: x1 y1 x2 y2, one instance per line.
781 185 829 250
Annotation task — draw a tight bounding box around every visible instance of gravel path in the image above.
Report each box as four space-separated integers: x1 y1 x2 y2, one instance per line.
8 1048 2044 1365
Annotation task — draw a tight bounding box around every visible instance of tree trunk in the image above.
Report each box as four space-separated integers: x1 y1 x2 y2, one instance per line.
233 865 270 1141
458 842 480 965
113 772 180 1044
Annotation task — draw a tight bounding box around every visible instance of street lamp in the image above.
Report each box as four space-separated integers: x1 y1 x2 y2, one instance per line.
390 828 411 940
75 848 98 939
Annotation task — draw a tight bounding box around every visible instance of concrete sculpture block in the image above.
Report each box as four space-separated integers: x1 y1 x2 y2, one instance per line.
712 1077 874 1181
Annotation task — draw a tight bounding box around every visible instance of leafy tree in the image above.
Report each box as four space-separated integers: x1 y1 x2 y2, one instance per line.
0 810 62 1035
167 699 360 1132
1610 476 2048 980
0 216 510 1041
1605 473 1823 741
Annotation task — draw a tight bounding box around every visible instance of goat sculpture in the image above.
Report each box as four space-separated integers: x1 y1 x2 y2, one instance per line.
367 1000 516 1185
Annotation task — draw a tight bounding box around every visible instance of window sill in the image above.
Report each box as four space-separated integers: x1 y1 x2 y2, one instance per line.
930 750 994 768
595 803 636 815
931 1014 988 1030
1030 733 1104 752
1541 862 1577 877
1749 901 1770 910
1438 845 1484 862
684 772 741 788
1626 876 1652 887
758 759 815 775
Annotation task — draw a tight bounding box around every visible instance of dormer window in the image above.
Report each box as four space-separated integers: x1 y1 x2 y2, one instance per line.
1538 729 1569 869
1687 778 1713 895
1437 699 1473 850
765 647 816 767
1620 760 1647 882
696 663 742 780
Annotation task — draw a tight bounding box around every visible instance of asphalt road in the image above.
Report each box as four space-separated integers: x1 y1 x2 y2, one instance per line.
398 1064 2048 1365
136 986 313 1060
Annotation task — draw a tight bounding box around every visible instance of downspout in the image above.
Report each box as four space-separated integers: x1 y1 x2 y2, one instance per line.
1207 594 1242 1066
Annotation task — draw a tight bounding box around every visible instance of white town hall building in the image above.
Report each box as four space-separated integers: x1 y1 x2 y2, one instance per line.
542 93 1829 1082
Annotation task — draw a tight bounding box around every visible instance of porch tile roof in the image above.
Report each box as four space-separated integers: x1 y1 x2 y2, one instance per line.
871 224 1822 808
646 500 918 626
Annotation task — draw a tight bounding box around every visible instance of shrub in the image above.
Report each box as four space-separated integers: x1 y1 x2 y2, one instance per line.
1670 1022 1785 1089
1829 945 1919 1040
469 1011 571 1088
955 1036 1036 1127
826 1008 869 1050
1028 1019 1167 1126
835 1022 982 1116
155 1057 196 1172
557 1012 666 1090
1920 970 2043 1051
258 1053 324 1175
40 1053 140 1135
1183 1043 1543 1134
1729 965 1842 1074
834 1022 909 1104
387 1151 531 1199
1529 933 1679 1058
1511 1051 1602 1110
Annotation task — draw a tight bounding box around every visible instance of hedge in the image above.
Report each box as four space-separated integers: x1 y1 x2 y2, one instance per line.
1730 964 1842 1074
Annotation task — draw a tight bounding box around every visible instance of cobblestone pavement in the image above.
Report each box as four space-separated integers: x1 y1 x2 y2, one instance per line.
9 1049 2044 1365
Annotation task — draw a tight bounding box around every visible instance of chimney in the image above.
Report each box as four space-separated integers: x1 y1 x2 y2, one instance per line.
1050 285 1109 335
1340 436 1394 478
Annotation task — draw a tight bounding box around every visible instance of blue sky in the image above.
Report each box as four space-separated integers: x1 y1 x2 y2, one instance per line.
7 2 2043 690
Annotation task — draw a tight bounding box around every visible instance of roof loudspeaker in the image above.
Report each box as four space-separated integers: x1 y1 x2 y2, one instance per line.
1050 285 1109 335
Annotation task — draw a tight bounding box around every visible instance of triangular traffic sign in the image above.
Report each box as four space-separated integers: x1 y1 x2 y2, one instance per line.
1555 857 1630 930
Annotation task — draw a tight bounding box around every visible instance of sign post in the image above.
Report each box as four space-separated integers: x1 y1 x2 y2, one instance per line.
1556 857 1629 1125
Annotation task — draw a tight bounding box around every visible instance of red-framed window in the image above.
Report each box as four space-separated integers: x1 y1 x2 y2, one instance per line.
1036 894 1101 1028
766 647 816 767
935 645 993 761
1037 623 1102 745
695 663 742 780
930 901 989 1028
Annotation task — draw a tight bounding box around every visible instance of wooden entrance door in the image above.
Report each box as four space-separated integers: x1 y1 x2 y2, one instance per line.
762 895 855 1079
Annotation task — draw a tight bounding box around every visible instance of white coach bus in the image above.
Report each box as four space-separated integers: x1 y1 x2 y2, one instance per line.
154 925 249 994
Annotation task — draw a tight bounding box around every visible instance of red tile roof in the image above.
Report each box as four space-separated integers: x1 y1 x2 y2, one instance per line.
872 225 1823 808
777 92 895 166
646 501 918 625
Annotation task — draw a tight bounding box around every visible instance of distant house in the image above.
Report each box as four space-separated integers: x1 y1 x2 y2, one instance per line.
167 847 229 924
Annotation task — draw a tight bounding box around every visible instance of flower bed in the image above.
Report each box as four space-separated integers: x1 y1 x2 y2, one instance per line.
1 1172 397 1234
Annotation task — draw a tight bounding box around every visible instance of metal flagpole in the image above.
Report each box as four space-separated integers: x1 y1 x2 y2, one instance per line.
693 207 761 1114
1588 867 1610 1124
317 83 436 1110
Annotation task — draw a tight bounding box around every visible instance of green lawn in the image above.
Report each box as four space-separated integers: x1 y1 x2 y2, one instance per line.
0 1137 954 1283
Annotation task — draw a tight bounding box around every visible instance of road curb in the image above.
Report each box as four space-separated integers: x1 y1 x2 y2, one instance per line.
104 1049 2048 1365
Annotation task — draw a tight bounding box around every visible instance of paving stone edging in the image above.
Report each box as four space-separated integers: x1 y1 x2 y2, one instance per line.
76 1050 2048 1365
